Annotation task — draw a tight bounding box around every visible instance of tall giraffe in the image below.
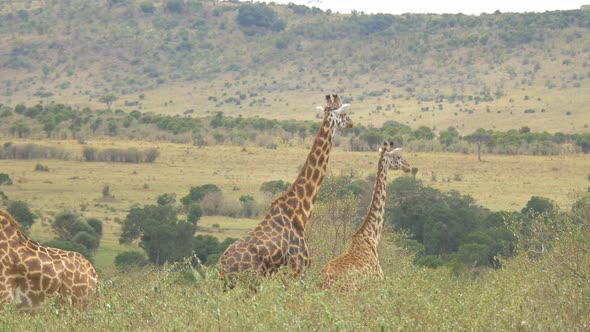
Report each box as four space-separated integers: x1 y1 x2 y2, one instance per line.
219 94 353 287
319 142 410 290
0 208 97 311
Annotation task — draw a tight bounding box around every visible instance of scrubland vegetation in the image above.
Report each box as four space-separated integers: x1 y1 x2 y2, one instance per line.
0 193 588 331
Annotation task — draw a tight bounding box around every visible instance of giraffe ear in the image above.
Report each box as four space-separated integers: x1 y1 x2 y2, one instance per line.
336 104 350 114
391 148 403 157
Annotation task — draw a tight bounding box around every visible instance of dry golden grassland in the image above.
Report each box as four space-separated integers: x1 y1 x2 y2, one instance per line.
19 66 590 135
2 138 589 268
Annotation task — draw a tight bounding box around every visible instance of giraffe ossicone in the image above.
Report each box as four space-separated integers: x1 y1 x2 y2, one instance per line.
319 141 411 290
219 94 353 288
0 208 97 311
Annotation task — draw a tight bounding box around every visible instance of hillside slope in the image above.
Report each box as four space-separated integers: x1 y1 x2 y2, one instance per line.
1 0 589 134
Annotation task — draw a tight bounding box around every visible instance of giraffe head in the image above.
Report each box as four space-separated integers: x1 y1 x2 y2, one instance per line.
381 142 411 173
317 94 353 129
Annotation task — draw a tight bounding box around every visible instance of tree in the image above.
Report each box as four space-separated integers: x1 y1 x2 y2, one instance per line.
187 204 203 225
465 128 493 161
51 211 95 241
72 231 100 252
157 193 176 206
6 201 35 232
359 129 385 148
236 3 286 32
413 126 435 140
180 184 221 206
165 0 183 13
259 180 290 196
99 94 118 110
439 126 460 146
120 205 196 265
522 196 555 215
87 218 103 237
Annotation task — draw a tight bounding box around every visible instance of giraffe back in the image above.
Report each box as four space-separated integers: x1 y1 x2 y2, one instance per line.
0 208 97 311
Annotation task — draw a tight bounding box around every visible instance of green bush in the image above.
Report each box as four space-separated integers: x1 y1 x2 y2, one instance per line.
139 1 155 14
115 251 149 269
6 200 36 232
236 3 286 32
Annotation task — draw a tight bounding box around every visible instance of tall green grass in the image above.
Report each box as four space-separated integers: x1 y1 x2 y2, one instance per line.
1 225 588 331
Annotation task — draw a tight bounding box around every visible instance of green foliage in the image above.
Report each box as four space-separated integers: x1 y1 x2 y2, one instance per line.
259 180 291 196
317 175 370 203
165 0 183 13
139 1 156 14
72 231 100 252
0 103 584 156
187 204 203 225
51 211 99 242
192 235 236 265
0 173 13 186
353 13 395 35
439 126 460 146
412 126 435 140
238 195 259 218
181 184 222 206
237 3 286 32
385 177 515 268
34 163 49 172
6 200 35 232
157 193 177 206
87 218 103 237
99 94 118 110
120 205 196 265
522 196 556 215
114 251 149 269
359 129 385 147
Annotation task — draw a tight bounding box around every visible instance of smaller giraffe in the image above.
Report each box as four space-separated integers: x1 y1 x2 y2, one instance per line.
319 142 410 290
0 208 97 311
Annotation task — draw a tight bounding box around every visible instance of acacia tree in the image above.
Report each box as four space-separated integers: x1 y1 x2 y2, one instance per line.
465 128 493 161
99 94 118 110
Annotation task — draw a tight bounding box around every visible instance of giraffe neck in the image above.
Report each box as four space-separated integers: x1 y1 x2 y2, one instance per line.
0 209 31 246
353 155 388 249
287 115 336 226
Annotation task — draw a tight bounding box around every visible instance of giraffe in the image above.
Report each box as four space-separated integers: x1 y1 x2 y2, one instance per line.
219 94 353 287
319 142 410 290
0 208 97 311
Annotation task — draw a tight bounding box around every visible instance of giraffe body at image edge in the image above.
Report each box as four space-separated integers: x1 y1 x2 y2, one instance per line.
218 94 353 285
0 208 97 311
319 142 411 290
